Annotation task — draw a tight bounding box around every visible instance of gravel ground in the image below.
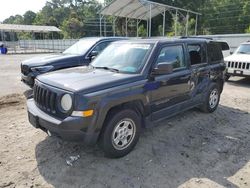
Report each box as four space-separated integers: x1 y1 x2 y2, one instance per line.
0 54 49 97
0 54 250 188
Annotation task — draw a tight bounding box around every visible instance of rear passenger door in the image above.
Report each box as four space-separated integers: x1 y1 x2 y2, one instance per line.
187 43 210 98
150 44 192 118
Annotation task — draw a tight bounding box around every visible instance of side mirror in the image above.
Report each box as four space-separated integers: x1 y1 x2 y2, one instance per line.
230 51 233 55
152 62 174 75
89 51 99 60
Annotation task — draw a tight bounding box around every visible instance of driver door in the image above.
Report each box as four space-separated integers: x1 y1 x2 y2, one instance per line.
149 44 192 120
87 41 112 62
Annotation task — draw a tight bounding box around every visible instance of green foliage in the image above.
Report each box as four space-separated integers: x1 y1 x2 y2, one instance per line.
3 0 101 39
245 26 250 33
61 14 84 38
3 15 23 24
138 25 147 37
2 0 250 39
23 11 36 25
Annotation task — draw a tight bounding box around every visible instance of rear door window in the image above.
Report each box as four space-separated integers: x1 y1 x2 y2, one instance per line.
207 42 223 63
187 44 207 66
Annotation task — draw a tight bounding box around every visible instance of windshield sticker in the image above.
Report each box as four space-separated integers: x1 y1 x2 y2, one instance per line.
130 44 151 49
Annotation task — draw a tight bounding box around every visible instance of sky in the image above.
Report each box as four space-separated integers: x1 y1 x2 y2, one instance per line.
0 0 104 22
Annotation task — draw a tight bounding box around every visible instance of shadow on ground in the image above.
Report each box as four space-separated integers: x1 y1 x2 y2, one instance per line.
35 104 250 188
227 77 250 88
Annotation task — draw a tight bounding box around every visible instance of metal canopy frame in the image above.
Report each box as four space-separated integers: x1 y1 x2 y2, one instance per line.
0 24 61 33
100 0 201 37
0 24 61 53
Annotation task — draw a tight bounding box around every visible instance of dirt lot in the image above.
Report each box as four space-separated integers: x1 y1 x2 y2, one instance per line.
0 54 50 97
0 54 250 188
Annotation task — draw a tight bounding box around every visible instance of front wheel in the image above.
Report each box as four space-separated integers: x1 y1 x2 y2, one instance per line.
200 83 221 113
98 109 141 158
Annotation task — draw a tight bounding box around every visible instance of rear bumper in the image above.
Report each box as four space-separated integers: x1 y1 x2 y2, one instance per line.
27 99 99 145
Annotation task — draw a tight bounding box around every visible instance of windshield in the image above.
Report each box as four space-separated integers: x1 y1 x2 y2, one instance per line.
235 44 250 54
91 43 153 74
63 39 97 55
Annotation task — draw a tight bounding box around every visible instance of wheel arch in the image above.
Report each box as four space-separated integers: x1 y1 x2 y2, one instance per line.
96 99 147 141
213 78 224 93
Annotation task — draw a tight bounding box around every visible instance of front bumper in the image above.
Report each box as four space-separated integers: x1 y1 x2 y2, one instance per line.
226 68 250 77
21 73 35 87
27 99 99 145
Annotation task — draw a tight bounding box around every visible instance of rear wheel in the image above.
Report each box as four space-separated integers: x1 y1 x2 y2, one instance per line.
99 109 141 158
200 83 220 113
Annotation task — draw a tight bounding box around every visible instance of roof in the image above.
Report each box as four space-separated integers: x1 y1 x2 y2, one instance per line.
100 0 201 21
113 38 209 44
0 24 61 33
79 37 128 41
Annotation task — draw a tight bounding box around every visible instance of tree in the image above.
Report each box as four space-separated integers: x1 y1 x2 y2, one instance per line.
61 12 84 38
3 15 24 24
23 11 36 25
138 25 147 37
3 0 250 39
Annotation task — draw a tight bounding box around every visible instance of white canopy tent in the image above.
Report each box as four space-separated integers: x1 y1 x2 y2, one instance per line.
0 24 61 42
100 0 201 37
0 24 61 33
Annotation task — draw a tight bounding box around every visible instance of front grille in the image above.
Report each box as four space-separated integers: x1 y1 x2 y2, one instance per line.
34 84 57 114
21 64 30 75
227 61 250 70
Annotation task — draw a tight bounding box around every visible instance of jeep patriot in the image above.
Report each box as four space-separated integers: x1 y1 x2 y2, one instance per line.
27 38 227 158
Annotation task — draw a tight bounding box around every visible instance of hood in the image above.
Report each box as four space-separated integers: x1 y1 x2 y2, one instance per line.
37 66 143 93
21 54 80 67
224 54 250 63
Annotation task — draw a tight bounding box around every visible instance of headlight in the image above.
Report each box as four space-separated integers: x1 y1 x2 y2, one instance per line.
61 94 72 112
31 65 54 73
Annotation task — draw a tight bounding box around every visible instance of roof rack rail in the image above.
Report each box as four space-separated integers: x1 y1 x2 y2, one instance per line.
180 36 213 40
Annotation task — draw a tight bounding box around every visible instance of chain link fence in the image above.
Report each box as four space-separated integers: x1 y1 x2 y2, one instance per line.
2 39 78 54
1 34 250 54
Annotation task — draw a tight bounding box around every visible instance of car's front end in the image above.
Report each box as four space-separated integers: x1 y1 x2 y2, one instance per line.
225 43 250 79
20 38 102 88
21 64 54 87
27 79 100 144
225 56 250 77
26 40 154 147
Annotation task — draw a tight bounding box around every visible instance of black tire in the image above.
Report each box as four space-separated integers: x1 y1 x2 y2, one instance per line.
98 108 141 158
200 83 220 113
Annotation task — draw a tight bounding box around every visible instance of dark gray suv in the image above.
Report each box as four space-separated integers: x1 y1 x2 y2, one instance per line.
27 38 228 158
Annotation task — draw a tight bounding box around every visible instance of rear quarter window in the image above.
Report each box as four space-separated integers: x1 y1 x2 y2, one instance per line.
207 42 223 63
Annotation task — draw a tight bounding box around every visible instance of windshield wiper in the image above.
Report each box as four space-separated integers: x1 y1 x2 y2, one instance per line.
93 66 120 73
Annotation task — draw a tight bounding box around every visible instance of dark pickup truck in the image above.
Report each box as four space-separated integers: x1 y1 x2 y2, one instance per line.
21 37 126 87
27 38 228 158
